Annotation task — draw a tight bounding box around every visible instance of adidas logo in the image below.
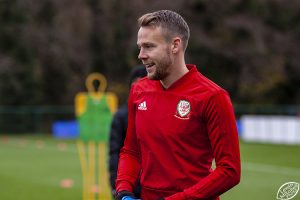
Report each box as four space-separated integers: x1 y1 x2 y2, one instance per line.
138 101 147 110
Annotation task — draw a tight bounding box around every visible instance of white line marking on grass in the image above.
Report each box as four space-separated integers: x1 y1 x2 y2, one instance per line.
243 162 300 177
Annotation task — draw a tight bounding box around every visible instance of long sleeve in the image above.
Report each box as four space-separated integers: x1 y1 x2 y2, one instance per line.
166 92 241 200
108 106 128 190
116 87 141 193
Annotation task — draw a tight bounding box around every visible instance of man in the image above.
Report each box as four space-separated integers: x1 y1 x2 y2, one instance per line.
116 10 240 200
109 66 147 198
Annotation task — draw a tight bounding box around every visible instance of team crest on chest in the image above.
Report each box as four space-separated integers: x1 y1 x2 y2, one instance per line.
175 100 191 119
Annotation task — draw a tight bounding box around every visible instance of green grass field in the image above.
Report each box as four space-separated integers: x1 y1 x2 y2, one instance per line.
0 134 299 200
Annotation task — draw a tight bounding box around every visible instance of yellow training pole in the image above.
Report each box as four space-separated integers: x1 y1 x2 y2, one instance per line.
98 143 102 200
98 142 111 200
88 141 96 200
77 141 89 200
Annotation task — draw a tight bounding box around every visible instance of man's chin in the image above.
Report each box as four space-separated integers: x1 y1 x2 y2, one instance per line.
147 73 158 80
147 74 155 80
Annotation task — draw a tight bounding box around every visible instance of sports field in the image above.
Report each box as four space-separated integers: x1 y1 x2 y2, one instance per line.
0 134 299 200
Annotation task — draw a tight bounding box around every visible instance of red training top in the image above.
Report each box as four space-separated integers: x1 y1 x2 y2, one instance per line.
116 65 240 200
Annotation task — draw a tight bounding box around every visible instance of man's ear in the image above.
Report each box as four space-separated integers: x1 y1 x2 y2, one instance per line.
171 37 181 54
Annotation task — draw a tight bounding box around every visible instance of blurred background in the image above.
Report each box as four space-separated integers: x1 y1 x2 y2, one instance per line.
0 0 300 200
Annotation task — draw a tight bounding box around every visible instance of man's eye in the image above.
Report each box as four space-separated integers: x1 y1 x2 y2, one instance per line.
145 44 153 49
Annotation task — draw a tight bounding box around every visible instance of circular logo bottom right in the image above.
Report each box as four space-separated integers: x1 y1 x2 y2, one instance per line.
277 182 299 200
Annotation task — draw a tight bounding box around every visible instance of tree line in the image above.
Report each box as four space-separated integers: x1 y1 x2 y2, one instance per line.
0 0 299 106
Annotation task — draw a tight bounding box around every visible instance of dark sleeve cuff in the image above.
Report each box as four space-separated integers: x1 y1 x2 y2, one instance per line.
115 190 135 200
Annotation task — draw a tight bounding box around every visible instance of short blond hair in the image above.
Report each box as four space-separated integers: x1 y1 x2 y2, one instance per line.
138 10 190 51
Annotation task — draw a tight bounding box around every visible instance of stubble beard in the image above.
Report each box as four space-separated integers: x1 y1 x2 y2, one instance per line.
148 50 173 81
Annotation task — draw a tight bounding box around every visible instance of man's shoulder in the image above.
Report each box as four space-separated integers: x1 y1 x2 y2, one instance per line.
190 70 227 96
132 77 158 92
114 105 128 118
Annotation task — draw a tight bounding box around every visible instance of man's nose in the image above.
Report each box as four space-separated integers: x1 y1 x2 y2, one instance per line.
138 49 147 60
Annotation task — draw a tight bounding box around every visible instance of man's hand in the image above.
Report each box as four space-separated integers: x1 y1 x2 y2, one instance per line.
115 191 139 200
122 196 141 200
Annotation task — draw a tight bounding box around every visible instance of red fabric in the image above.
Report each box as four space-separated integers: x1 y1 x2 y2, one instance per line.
116 65 240 200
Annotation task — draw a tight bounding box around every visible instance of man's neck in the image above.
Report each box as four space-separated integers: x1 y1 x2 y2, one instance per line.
160 61 188 89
